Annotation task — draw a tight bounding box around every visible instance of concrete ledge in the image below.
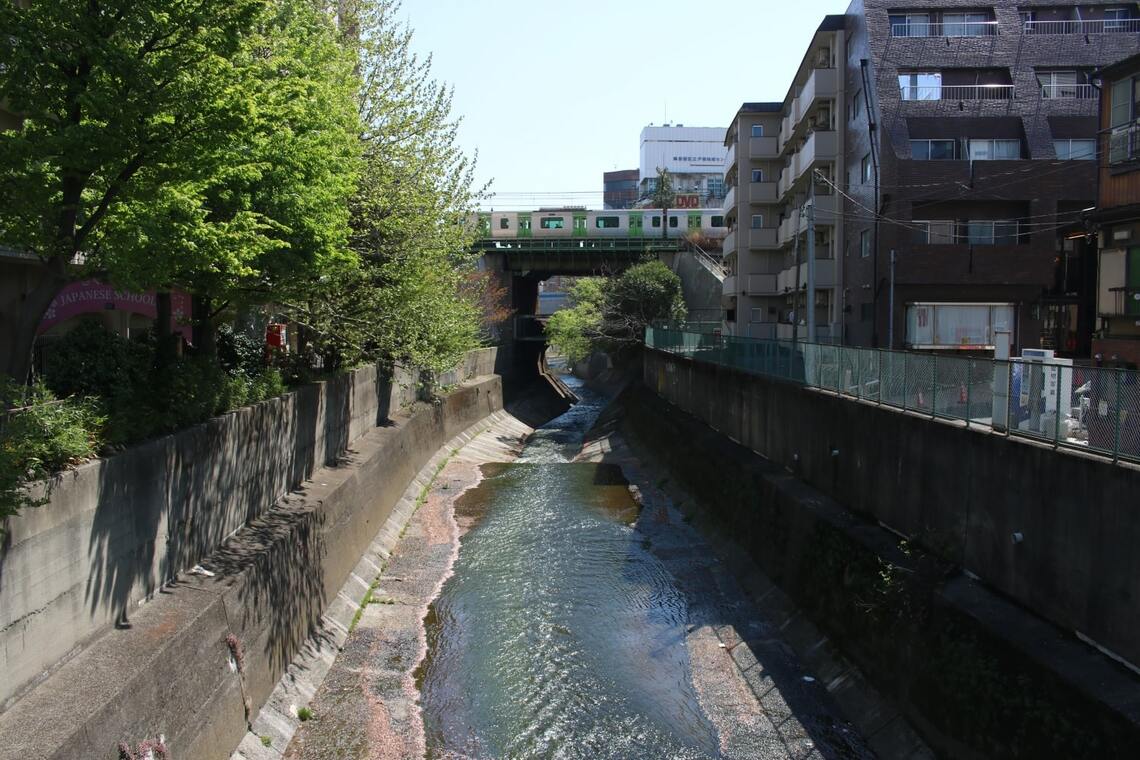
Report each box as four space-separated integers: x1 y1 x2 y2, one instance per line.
0 375 503 760
620 381 1140 759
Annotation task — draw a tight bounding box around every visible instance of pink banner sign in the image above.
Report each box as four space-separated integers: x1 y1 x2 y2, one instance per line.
37 279 192 338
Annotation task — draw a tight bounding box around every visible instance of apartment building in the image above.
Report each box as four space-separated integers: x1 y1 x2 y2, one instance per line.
722 17 847 340
1092 52 1140 365
602 169 639 210
845 0 1139 353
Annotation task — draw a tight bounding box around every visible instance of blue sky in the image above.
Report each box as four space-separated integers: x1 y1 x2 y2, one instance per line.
400 0 851 209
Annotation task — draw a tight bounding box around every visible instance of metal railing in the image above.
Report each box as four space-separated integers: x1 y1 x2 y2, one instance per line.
900 84 1015 101
646 326 1140 465
1104 286 1140 317
1108 124 1140 165
1023 19 1140 34
891 21 998 37
1040 83 1096 99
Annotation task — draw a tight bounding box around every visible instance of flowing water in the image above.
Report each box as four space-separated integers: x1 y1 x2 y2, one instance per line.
417 375 723 759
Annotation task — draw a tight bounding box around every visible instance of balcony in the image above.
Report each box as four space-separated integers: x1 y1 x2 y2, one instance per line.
746 273 779 295
900 84 1014 101
1023 19 1140 34
780 131 837 198
776 258 838 292
780 68 838 152
725 141 737 172
1100 287 1140 317
749 135 779 158
1108 124 1140 165
749 228 778 248
1040 83 1096 100
722 275 738 297
748 181 778 204
723 185 737 212
723 229 737 253
891 20 998 37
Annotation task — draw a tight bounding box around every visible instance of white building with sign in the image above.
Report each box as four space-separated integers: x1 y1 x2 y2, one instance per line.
638 125 728 207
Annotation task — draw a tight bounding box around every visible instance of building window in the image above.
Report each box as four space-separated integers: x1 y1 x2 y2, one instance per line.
499 218 509 229
751 169 764 183
942 12 992 37
540 217 564 229
1105 7 1131 31
751 124 764 137
1054 139 1095 160
1037 70 1091 99
750 308 767 323
889 12 930 37
906 303 1015 349
1107 75 1140 165
964 220 1021 245
968 139 1022 160
750 214 765 229
861 154 873 183
899 72 941 100
595 215 619 228
913 220 956 244
910 139 957 160
860 229 870 258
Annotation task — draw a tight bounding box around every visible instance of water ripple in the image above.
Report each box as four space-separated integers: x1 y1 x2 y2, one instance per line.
420 379 721 759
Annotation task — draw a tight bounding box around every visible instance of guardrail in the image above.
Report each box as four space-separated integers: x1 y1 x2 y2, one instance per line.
900 84 1015 101
1040 83 1096 99
1023 19 1140 34
646 326 1140 464
891 21 998 37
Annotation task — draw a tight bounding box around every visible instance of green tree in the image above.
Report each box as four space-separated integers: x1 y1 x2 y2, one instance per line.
0 0 360 380
545 262 685 362
281 0 487 376
650 167 675 240
0 0 265 381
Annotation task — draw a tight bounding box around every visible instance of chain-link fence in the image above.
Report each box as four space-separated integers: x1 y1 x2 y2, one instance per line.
646 326 1140 465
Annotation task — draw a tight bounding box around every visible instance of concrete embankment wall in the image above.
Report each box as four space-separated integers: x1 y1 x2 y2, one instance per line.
635 349 1140 758
644 348 1140 670
0 348 499 714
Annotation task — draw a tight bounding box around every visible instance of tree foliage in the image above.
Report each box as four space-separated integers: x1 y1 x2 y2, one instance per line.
545 261 686 364
0 0 361 379
279 0 488 376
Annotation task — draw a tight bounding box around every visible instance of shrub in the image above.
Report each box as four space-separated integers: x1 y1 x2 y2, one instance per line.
0 382 104 527
42 319 151 400
217 325 267 377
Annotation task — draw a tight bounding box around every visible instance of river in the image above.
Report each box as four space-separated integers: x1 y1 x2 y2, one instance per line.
417 376 723 759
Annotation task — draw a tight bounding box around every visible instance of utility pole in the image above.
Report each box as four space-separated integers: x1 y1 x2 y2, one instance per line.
807 171 817 343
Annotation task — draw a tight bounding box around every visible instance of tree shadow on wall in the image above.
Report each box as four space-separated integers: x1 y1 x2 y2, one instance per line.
84 371 359 641
204 497 331 676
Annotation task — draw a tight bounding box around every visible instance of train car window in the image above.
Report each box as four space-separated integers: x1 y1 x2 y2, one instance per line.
669 216 679 228
499 218 509 229
540 217 564 229
630 216 643 229
711 216 725 227
651 216 662 228
519 218 531 231
595 216 620 228
688 215 701 229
